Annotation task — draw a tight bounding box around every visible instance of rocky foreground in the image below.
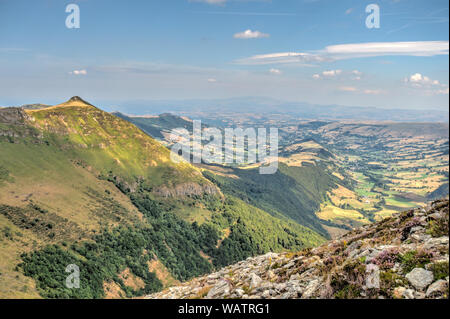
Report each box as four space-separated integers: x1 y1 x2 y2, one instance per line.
147 199 449 299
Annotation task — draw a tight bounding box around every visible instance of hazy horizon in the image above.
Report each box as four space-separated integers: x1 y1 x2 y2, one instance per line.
0 0 448 112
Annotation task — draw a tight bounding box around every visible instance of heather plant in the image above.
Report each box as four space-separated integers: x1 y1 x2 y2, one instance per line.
374 248 400 270
404 217 421 229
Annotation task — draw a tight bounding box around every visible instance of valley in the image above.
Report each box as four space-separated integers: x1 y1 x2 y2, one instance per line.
122 112 449 235
0 99 448 299
0 98 324 298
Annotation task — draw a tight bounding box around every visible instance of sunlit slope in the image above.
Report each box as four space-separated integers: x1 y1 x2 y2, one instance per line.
0 98 325 298
0 97 214 298
25 97 210 191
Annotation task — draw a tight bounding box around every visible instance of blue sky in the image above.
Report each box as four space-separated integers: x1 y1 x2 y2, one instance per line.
0 0 448 111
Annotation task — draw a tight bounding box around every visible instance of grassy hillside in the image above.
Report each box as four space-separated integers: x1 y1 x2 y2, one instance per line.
113 112 196 140
0 97 325 298
202 162 340 238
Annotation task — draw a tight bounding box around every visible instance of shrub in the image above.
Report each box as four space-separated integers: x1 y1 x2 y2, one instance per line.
374 249 400 270
426 213 449 237
399 250 434 273
380 270 407 297
430 261 449 281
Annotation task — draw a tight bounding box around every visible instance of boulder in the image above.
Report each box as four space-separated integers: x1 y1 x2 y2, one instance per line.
406 268 434 290
250 273 263 289
206 280 230 298
301 279 320 299
426 280 448 298
366 264 380 289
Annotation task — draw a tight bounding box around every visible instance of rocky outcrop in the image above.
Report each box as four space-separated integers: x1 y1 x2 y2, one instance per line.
153 182 219 197
0 107 31 125
146 199 449 299
0 107 43 140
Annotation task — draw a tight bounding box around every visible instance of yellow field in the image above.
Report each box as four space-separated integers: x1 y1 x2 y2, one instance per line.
316 203 370 225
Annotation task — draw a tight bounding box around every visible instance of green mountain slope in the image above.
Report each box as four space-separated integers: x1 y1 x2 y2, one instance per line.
112 112 196 140
0 97 325 298
202 162 340 238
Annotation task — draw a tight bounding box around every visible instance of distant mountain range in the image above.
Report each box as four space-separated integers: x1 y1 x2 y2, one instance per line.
102 97 449 122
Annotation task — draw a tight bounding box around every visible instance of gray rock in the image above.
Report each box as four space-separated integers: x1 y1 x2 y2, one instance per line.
392 262 401 272
426 280 448 298
302 279 320 299
348 249 360 259
235 288 245 298
207 280 230 298
250 273 263 289
393 287 406 299
428 212 442 220
345 241 362 254
366 264 380 289
267 270 276 280
410 226 423 233
428 236 449 245
414 291 426 299
261 290 271 299
403 289 415 299
208 273 221 280
406 268 434 290
290 273 301 281
284 261 295 269
411 233 431 242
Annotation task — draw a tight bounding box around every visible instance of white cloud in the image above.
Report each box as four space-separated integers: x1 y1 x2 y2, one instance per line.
312 69 342 79
234 29 270 39
269 68 282 75
207 78 217 83
236 41 449 65
339 86 357 92
189 0 226 5
236 52 325 65
404 73 449 95
69 69 87 75
324 41 449 58
405 73 441 87
364 89 383 95
351 70 363 80
405 73 440 86
338 87 384 94
436 87 449 95
322 69 342 77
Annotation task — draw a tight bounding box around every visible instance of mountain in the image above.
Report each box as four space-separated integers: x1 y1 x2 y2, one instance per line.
115 113 348 238
112 111 449 237
147 199 449 299
112 112 196 140
104 97 449 122
202 163 341 238
0 97 324 298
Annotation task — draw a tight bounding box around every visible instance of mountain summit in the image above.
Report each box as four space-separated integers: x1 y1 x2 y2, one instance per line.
67 96 93 105
54 96 94 108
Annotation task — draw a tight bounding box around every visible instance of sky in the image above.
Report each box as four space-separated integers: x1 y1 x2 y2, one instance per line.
0 0 448 111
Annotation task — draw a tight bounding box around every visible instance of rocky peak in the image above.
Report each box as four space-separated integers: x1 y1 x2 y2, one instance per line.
65 96 93 106
146 199 449 299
